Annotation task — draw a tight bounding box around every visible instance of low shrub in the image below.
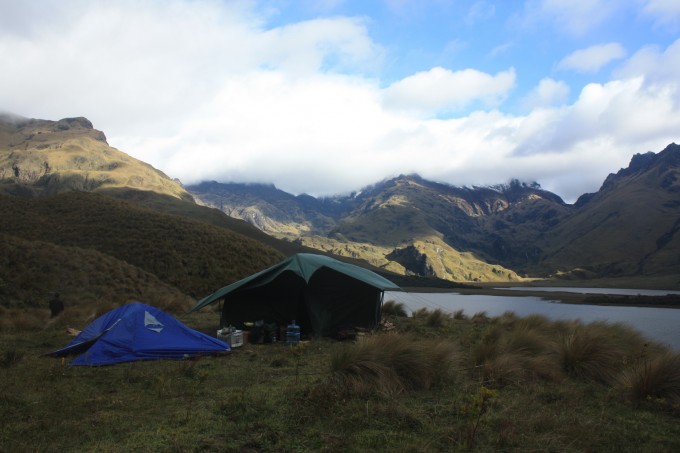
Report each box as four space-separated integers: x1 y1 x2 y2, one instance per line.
618 351 680 408
471 311 490 325
453 309 466 320
328 334 459 397
556 322 629 384
426 309 449 328
472 322 561 386
411 308 430 319
381 300 407 317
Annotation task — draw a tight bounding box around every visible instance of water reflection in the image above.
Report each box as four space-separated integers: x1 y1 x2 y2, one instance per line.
498 287 680 296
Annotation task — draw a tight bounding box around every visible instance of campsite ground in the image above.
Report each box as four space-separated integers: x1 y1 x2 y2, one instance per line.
2 305 680 452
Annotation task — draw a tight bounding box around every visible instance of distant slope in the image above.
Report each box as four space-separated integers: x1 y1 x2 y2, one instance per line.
538 143 680 277
189 145 680 281
189 176 546 282
0 114 191 200
0 233 194 311
102 187 314 258
0 191 285 301
189 181 347 238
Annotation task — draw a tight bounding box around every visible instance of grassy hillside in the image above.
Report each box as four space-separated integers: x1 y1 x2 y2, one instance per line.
1 308 679 451
191 176 568 283
101 187 313 258
0 191 285 304
299 235 524 282
0 116 191 200
0 233 193 313
539 146 680 277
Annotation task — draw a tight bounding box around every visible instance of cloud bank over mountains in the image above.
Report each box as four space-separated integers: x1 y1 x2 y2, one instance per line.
1 0 679 203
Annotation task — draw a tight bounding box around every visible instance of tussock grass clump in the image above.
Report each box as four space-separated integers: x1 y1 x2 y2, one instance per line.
381 300 407 317
328 334 459 397
471 311 490 325
411 307 430 319
472 322 561 386
557 322 631 384
618 351 680 408
452 309 466 320
426 308 450 327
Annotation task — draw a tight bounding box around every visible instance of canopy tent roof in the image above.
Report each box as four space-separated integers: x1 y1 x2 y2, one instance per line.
49 302 229 366
191 253 401 312
190 253 401 336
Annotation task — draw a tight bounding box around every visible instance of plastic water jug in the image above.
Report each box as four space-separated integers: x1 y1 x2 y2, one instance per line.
286 320 300 345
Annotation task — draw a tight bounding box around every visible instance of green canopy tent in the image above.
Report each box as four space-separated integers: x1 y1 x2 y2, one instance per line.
190 253 401 337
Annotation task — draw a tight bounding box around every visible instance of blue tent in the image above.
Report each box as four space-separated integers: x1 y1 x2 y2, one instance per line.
49 302 229 366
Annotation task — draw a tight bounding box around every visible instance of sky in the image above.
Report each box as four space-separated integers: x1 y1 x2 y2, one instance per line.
1 0 680 203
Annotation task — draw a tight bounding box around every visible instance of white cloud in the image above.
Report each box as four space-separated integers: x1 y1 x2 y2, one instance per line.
642 0 680 26
259 17 383 75
382 67 516 117
557 43 627 73
466 1 496 25
614 37 680 84
488 42 515 59
1 0 679 205
521 78 570 109
520 0 619 36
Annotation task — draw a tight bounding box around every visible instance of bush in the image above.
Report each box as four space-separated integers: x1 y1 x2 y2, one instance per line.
472 323 561 386
618 351 680 407
328 334 459 397
426 309 449 328
453 309 466 320
556 322 629 384
411 308 430 319
381 300 407 317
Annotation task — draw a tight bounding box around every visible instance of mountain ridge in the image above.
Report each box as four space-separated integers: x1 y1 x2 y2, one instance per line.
188 144 680 282
2 113 678 288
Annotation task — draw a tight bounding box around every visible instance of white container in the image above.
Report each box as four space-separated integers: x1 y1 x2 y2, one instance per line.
229 330 244 348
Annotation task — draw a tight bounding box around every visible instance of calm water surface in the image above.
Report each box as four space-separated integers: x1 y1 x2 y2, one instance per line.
499 287 680 296
386 291 680 351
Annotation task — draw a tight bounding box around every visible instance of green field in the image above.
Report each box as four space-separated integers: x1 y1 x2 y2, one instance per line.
2 305 680 452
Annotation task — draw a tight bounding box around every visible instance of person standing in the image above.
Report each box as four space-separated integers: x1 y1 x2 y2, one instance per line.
49 292 64 318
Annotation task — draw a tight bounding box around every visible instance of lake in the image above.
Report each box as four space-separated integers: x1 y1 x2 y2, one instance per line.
498 287 680 296
385 290 680 351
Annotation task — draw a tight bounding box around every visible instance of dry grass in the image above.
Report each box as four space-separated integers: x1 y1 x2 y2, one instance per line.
0 191 284 308
556 322 632 384
381 300 407 317
426 308 450 327
328 334 460 397
471 318 562 386
618 351 680 408
466 314 666 389
2 310 680 452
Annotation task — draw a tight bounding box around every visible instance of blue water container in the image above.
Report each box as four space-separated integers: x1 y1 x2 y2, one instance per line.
286 320 300 345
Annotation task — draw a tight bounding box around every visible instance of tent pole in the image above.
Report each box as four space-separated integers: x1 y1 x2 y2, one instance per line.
377 291 385 326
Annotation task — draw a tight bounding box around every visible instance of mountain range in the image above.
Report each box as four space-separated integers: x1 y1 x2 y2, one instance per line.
188 143 680 282
1 114 679 308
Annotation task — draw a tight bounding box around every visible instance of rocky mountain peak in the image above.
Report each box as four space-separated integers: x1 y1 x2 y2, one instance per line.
599 144 680 192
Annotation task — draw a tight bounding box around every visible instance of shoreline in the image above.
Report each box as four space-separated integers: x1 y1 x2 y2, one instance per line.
400 285 680 310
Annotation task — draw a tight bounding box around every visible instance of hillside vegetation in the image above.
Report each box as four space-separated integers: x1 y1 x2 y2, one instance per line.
0 115 190 200
0 233 194 315
190 145 680 283
538 145 680 277
0 191 284 309
298 234 523 282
